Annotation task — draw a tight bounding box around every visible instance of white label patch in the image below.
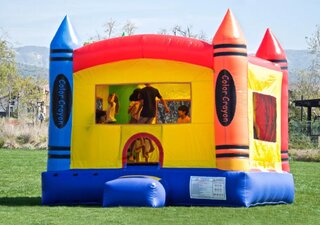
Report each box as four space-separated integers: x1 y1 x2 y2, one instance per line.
189 176 226 200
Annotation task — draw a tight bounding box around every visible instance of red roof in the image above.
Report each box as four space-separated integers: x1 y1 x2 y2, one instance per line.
73 34 213 72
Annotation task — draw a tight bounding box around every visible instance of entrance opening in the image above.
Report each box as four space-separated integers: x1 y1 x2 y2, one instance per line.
122 133 164 168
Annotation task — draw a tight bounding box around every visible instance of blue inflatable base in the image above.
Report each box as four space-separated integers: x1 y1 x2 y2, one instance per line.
42 166 294 207
103 177 166 207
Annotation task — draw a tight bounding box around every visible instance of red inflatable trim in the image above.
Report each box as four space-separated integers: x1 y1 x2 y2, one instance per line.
248 56 282 72
73 35 213 72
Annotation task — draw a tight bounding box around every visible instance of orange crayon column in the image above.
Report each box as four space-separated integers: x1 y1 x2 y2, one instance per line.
256 29 290 172
213 10 249 171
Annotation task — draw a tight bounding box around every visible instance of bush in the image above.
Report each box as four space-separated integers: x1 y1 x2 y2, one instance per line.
0 118 48 149
289 132 316 149
0 137 4 148
290 149 320 162
289 120 318 149
16 133 31 145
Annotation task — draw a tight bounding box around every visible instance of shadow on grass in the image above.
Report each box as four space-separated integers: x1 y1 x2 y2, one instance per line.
0 197 105 208
0 197 41 206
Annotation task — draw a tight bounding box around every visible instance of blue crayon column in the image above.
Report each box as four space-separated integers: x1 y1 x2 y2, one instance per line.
48 16 80 171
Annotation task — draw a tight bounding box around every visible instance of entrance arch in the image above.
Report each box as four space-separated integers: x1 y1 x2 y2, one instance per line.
122 132 164 168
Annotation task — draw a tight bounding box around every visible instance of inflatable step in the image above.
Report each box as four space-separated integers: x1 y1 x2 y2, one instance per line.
102 176 166 207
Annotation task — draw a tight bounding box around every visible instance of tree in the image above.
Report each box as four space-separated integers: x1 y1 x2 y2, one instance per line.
306 25 320 72
289 25 320 147
17 76 47 124
86 19 137 44
291 25 320 100
159 25 208 42
158 28 168 35
0 32 48 122
0 33 20 117
104 18 117 38
122 20 137 36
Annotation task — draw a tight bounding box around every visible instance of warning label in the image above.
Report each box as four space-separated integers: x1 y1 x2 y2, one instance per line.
189 176 226 200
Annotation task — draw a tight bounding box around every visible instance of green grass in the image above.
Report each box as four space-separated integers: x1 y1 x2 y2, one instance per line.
0 149 319 225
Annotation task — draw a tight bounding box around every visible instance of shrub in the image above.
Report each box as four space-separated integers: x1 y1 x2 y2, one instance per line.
0 118 48 149
16 133 31 145
289 149 320 162
289 120 318 149
0 137 4 148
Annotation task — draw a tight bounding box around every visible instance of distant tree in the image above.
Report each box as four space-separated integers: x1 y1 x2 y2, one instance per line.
104 18 117 38
292 70 320 100
158 28 168 35
0 32 49 122
86 19 137 45
159 25 208 42
0 33 20 117
306 25 320 71
293 25 320 100
17 76 47 124
289 25 320 144
122 20 137 36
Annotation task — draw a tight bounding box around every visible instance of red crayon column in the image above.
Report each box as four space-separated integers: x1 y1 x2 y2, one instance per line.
213 10 249 171
256 29 290 172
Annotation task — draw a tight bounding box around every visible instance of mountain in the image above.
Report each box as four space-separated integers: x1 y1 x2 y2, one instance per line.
286 49 315 84
14 46 315 86
15 46 49 68
14 46 49 79
16 63 48 79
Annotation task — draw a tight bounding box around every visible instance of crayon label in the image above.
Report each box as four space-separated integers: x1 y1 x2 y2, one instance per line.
52 74 72 128
215 69 236 126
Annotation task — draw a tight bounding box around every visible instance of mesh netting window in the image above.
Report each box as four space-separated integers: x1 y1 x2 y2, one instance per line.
253 93 277 142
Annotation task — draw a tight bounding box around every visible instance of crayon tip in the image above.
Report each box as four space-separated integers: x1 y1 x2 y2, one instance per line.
51 15 80 50
213 9 246 45
256 28 286 60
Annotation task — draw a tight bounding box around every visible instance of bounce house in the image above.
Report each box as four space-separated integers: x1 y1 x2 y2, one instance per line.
42 10 294 207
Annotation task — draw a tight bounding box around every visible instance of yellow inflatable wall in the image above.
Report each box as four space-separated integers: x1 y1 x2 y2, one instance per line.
71 59 215 169
248 62 282 171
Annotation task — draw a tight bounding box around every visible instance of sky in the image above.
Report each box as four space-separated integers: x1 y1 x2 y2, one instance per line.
0 0 319 51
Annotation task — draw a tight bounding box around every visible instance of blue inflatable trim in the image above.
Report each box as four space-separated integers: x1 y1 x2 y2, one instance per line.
102 177 166 207
42 167 294 207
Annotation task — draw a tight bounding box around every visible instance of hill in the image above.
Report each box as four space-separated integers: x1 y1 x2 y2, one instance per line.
14 46 315 86
14 46 49 80
286 49 315 84
15 46 49 68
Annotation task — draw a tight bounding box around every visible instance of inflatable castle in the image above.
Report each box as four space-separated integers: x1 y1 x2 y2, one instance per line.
42 10 294 207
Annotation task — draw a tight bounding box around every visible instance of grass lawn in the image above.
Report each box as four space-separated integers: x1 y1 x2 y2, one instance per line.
0 149 319 225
